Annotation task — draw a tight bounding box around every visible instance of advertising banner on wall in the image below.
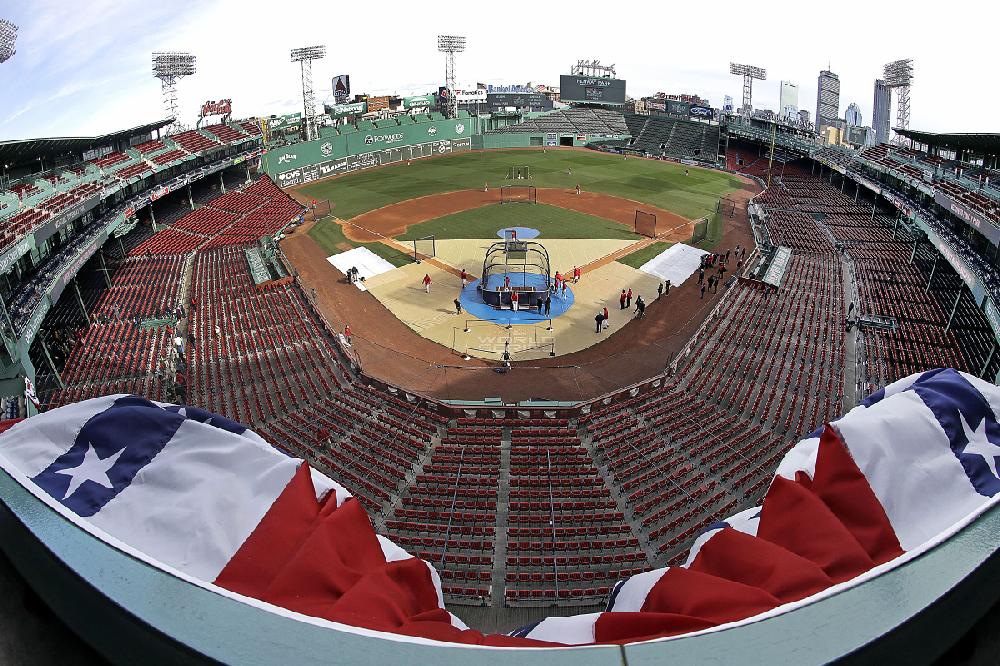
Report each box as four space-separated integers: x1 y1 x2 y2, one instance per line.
558 75 626 104
403 94 434 109
267 113 301 132
332 74 350 103
455 90 487 103
326 101 366 119
666 100 691 116
689 105 714 119
276 137 472 187
934 190 1000 246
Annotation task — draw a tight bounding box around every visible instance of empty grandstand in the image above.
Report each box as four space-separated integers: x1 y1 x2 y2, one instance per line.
485 108 628 136
625 114 721 163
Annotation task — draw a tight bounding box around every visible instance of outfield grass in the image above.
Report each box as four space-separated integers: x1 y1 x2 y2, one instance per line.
307 217 413 267
397 203 640 241
295 150 743 221
617 242 674 269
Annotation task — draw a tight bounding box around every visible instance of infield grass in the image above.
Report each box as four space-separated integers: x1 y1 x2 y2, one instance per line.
295 149 743 221
307 217 413 267
397 203 640 241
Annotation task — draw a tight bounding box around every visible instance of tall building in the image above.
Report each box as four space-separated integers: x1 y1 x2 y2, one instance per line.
798 109 811 127
815 69 841 133
845 102 862 127
873 79 891 145
779 81 799 114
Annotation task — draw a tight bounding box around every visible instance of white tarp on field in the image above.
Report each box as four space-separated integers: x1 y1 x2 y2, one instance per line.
637 243 709 285
326 246 396 292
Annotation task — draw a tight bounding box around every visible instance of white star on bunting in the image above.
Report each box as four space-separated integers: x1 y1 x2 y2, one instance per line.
55 442 125 499
960 412 1000 480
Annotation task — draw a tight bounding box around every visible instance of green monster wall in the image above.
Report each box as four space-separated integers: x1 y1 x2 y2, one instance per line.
264 116 476 186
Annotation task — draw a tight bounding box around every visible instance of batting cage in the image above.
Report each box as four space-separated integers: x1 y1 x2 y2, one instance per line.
634 209 658 237
479 239 551 309
717 197 738 218
691 216 709 244
500 185 537 204
506 165 531 180
412 235 436 261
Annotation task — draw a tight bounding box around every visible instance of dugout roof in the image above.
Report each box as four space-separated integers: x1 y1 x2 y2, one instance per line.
0 119 172 165
895 128 1000 155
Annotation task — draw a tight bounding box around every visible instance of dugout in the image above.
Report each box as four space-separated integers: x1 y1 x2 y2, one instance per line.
479 240 551 309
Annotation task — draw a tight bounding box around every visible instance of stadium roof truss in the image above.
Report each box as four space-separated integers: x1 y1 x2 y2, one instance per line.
895 129 1000 156
0 119 173 165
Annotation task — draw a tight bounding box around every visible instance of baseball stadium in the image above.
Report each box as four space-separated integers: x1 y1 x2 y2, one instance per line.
1 9 1000 666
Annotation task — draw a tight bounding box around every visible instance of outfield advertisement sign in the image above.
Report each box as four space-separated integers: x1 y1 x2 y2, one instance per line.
455 90 487 103
266 118 474 173
403 94 434 109
326 101 366 119
268 113 301 132
332 74 350 103
689 105 714 119
934 190 1000 246
559 75 626 105
275 137 471 187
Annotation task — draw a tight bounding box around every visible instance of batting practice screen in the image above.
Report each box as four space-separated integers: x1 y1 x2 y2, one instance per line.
413 235 436 261
635 210 657 237
559 75 627 105
500 186 537 204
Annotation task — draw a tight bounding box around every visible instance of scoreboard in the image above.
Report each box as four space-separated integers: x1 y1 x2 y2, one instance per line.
559 75 626 105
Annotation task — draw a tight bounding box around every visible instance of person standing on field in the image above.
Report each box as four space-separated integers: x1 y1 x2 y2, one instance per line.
626 288 633 309
620 289 627 310
422 274 432 293
460 268 468 288
511 290 519 312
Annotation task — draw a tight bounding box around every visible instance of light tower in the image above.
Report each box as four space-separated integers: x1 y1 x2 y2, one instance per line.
729 63 767 115
0 19 17 64
883 59 914 144
437 35 466 119
152 52 196 133
290 45 326 142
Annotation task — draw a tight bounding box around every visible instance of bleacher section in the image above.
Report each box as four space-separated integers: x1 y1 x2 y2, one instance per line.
485 109 628 136
625 114 719 163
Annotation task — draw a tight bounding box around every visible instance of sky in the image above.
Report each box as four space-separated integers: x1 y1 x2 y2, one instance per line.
0 0 995 140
